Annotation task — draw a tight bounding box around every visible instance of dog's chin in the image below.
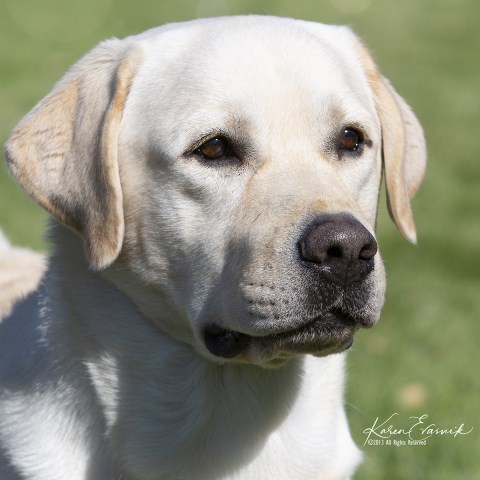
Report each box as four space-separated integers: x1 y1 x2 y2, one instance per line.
203 310 360 365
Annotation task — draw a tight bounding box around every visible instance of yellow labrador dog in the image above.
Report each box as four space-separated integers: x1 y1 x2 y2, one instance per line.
1 16 425 480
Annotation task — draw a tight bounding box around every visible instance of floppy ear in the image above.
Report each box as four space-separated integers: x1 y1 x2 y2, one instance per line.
5 40 142 269
374 76 426 244
355 41 427 244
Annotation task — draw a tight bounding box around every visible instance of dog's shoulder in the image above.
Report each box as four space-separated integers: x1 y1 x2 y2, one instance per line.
0 232 46 320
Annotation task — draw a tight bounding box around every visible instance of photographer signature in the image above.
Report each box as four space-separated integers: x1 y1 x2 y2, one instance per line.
363 413 473 446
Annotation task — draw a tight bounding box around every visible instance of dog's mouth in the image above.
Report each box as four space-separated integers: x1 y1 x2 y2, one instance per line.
203 309 359 360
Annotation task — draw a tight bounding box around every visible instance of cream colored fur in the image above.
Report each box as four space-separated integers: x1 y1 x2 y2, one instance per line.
1 16 425 480
0 233 45 319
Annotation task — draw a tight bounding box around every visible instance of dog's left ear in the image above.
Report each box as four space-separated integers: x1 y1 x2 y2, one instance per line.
355 40 427 244
5 40 142 269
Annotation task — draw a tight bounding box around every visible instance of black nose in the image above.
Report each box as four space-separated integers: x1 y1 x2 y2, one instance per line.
299 214 377 285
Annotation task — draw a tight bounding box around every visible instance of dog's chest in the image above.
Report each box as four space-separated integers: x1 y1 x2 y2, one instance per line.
107 353 359 480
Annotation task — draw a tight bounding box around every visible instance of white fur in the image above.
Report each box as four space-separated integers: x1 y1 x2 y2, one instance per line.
1 16 425 480
0 231 10 251
0 232 45 319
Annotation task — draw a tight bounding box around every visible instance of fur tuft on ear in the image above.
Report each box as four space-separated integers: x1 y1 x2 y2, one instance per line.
355 40 427 244
5 40 143 269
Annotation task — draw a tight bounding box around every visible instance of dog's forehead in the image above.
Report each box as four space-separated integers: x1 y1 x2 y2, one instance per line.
124 17 377 153
134 17 368 98
134 16 354 51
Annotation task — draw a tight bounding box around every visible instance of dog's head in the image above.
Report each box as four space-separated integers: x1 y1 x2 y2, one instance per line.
5 17 426 366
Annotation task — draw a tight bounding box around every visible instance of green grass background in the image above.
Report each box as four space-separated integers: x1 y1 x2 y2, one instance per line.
0 0 478 478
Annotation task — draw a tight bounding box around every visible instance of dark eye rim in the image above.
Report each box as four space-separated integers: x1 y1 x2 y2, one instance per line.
190 135 236 161
337 126 369 155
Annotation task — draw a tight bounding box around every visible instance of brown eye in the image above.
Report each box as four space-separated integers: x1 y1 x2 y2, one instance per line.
197 137 230 160
338 128 364 153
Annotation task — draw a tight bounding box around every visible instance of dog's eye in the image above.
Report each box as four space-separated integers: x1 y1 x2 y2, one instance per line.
338 128 364 153
196 137 230 160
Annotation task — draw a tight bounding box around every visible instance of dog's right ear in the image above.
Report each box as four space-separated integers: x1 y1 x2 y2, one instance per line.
5 40 143 270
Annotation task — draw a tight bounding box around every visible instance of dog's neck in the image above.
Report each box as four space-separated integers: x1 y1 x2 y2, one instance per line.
39 224 360 479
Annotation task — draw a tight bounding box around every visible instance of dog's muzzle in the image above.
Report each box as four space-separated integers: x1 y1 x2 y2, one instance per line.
204 214 378 360
204 309 358 359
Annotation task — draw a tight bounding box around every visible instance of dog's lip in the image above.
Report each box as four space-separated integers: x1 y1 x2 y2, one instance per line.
203 309 360 359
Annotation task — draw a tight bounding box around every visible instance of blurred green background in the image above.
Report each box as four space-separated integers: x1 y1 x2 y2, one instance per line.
0 0 478 478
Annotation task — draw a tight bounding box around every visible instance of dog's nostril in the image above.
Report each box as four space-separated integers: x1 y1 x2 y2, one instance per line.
327 246 342 258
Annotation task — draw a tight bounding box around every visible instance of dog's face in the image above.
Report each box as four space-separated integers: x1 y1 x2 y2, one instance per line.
6 17 426 366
